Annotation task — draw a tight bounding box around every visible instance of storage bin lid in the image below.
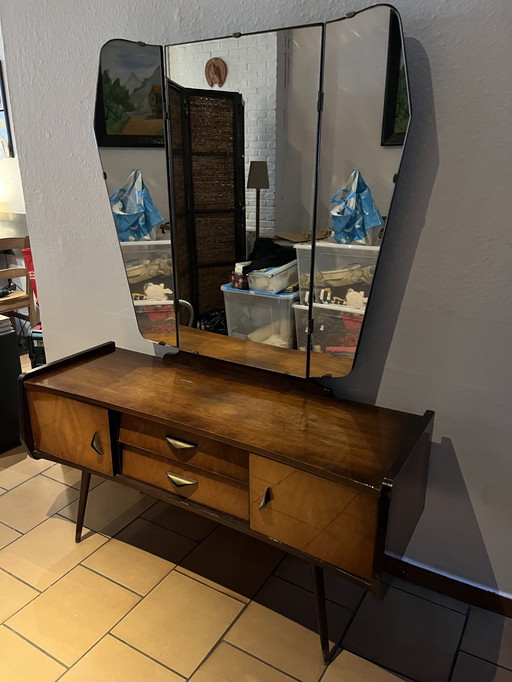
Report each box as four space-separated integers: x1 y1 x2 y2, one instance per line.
221 283 299 299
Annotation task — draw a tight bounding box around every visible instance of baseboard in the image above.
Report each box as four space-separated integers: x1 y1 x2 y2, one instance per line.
384 555 512 617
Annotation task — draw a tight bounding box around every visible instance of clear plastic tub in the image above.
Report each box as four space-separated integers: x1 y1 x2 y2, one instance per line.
221 283 299 348
294 241 379 305
293 302 363 356
247 260 298 294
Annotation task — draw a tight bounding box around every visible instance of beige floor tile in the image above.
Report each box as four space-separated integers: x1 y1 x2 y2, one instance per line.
0 568 39 622
323 651 404 681
43 463 104 490
0 521 21 548
58 480 155 537
0 475 78 533
7 565 139 666
59 634 183 681
142 500 218 541
114 517 197 564
225 601 327 682
190 641 296 681
113 570 243 677
0 516 108 590
0 447 54 490
178 525 284 602
83 537 174 595
0 626 66 681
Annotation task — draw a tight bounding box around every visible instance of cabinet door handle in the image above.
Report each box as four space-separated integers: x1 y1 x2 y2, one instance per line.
90 432 103 456
166 471 198 488
259 487 272 510
165 436 197 452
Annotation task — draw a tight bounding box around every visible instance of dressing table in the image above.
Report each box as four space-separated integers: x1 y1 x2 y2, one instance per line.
20 4 434 664
19 341 433 662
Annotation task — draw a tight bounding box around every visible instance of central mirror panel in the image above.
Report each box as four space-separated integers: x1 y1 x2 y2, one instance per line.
94 5 410 379
166 26 322 376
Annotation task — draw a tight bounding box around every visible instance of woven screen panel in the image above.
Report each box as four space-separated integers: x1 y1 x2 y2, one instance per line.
171 154 186 216
168 86 183 152
197 264 232 313
195 213 237 266
189 96 234 153
192 155 235 211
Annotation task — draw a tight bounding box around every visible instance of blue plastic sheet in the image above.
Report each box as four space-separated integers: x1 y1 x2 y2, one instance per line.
110 169 163 241
330 169 383 245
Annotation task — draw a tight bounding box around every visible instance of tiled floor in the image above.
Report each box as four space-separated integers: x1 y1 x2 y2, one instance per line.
1 448 512 681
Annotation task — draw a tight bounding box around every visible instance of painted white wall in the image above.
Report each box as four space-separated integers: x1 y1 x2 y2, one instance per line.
1 0 511 597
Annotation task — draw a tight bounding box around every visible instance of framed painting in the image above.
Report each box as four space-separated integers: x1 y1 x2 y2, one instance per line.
381 11 410 146
0 62 14 158
94 40 165 147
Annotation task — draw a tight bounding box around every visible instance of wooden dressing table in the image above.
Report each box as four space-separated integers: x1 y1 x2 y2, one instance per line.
19 341 433 663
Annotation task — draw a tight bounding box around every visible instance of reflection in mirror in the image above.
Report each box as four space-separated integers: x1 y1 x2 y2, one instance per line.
307 5 410 377
165 27 322 377
94 40 177 348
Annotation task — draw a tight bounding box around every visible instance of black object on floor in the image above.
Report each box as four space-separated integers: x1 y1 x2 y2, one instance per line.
28 326 46 368
0 329 22 454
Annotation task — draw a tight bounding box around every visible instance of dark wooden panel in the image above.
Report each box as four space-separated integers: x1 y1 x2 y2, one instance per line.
23 348 431 491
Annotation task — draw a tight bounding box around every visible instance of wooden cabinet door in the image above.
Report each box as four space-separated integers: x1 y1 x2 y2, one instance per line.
28 392 113 475
250 454 379 581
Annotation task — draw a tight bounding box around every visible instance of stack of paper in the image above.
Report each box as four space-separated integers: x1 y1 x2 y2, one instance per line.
0 314 14 335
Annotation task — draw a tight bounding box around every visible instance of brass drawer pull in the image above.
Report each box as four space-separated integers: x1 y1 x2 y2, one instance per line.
259 487 272 510
90 432 103 456
166 471 198 488
165 436 197 452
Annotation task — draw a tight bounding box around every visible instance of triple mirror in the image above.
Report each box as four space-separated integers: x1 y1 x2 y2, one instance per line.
94 4 411 379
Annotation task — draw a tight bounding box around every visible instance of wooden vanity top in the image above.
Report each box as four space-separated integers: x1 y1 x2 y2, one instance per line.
24 345 431 491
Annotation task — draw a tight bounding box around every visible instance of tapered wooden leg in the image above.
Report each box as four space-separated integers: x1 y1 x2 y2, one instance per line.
312 564 334 665
75 471 91 543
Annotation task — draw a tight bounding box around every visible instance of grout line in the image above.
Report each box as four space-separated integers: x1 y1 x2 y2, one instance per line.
455 650 512 675
108 632 187 679
0 465 57 495
0 565 42 593
79 563 147 598
173 567 248 604
384 579 470 616
447 604 472 682
184 598 253 680
269 570 361 612
222 640 304 681
2 623 70 669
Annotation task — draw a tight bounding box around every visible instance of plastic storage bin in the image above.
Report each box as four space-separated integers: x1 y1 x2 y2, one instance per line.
294 241 379 305
293 302 363 356
221 283 299 348
247 260 298 294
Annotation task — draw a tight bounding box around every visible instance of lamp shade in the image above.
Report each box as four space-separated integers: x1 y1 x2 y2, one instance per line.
247 161 269 190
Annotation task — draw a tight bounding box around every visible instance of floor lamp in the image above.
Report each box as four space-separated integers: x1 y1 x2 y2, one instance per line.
247 161 269 239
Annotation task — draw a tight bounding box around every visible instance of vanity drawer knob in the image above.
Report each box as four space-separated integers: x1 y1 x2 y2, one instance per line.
90 432 103 456
259 487 272 510
165 436 197 452
166 471 198 488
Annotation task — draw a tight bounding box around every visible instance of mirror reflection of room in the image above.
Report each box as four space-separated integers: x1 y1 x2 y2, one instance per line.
94 5 410 378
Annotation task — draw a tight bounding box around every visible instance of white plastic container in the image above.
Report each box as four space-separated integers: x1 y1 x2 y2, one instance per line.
293 302 364 355
221 284 299 348
294 241 379 305
247 260 298 294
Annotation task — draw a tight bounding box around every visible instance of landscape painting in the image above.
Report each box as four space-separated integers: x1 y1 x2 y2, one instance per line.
95 40 165 147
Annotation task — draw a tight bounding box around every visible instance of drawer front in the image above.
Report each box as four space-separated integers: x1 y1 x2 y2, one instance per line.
119 415 248 483
123 447 249 520
250 454 378 581
28 391 113 476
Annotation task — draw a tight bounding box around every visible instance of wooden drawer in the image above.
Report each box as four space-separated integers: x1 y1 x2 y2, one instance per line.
27 391 113 476
122 447 249 520
119 414 248 483
250 454 378 581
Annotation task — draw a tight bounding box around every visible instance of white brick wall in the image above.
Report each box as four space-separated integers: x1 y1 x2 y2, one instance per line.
167 33 277 235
